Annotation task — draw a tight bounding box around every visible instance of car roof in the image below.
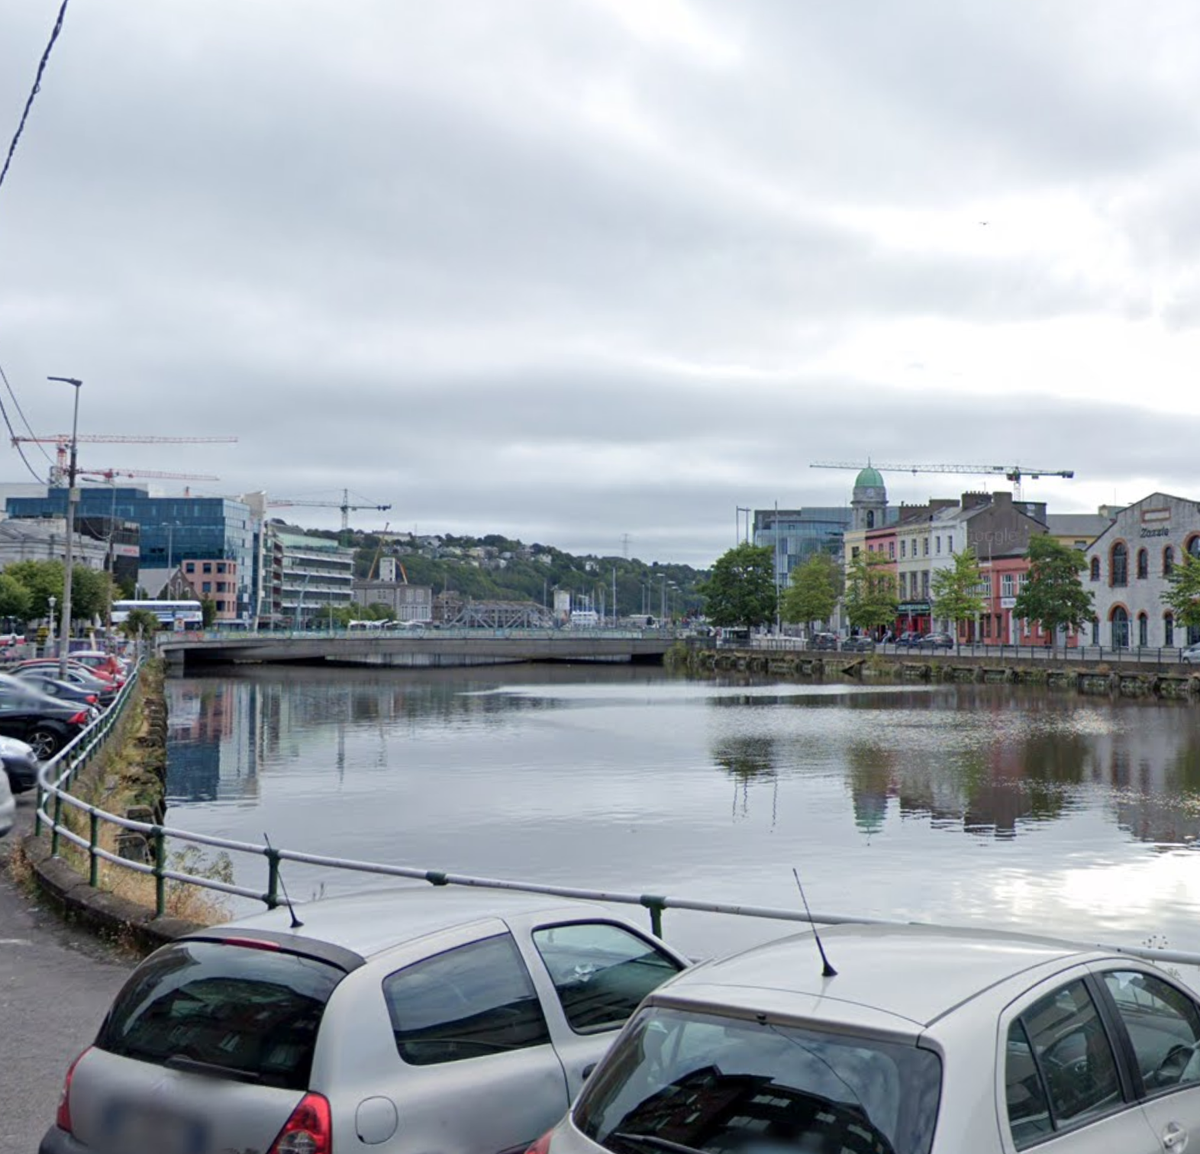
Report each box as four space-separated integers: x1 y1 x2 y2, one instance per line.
655 923 1101 1030
219 885 619 959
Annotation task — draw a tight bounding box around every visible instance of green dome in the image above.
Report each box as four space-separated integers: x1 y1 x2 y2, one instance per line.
855 465 885 490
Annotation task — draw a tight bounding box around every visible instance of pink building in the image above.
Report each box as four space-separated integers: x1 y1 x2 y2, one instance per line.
181 559 240 620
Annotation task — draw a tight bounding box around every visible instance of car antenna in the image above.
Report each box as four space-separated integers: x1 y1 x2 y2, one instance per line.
264 833 303 929
792 867 837 978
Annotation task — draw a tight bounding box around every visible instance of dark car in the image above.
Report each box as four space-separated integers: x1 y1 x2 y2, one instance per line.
0 734 39 793
811 632 840 651
12 671 103 712
0 690 91 760
842 635 876 652
894 631 926 648
12 661 118 705
920 632 955 650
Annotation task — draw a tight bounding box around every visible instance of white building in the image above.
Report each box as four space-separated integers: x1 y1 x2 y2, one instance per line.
1085 492 1200 649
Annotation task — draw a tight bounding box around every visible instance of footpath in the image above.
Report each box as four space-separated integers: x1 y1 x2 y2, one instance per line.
0 795 131 1154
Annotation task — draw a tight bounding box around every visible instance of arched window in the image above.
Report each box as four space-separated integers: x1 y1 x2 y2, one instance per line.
1188 535 1200 560
1090 556 1100 582
1164 546 1175 577
1137 548 1149 579
1111 542 1128 586
1137 612 1148 647
1165 613 1175 647
1111 606 1129 649
866 510 875 529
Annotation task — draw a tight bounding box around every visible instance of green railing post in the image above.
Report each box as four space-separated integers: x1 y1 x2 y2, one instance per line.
154 827 166 917
640 894 666 937
51 792 62 856
34 782 43 836
265 848 281 910
89 810 99 887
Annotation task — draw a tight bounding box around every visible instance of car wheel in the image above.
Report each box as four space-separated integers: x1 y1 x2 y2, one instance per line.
27 728 63 761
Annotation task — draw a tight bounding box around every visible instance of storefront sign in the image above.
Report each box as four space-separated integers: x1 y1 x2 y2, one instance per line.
898 601 931 614
1140 527 1170 538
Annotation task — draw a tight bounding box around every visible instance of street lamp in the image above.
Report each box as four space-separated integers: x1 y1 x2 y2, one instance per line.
47 376 82 677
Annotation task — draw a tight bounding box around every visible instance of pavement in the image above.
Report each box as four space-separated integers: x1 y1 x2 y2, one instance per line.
0 794 133 1154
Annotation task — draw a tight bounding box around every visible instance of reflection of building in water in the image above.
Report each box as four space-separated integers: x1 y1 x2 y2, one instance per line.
166 679 262 804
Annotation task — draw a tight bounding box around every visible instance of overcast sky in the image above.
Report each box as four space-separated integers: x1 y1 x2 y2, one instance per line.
3 1 1200 565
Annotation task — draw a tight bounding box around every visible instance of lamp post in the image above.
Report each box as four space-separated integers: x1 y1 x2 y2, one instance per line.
48 376 82 677
47 594 56 656
659 574 668 623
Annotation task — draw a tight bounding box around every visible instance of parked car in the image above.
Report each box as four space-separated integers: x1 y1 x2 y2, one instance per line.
810 632 839 651
41 887 690 1154
894 631 926 648
0 690 91 760
1182 643 1200 665
0 763 13 837
11 661 118 705
0 734 39 793
11 670 102 714
920 631 956 650
532 922 1200 1154
842 635 876 652
65 650 127 683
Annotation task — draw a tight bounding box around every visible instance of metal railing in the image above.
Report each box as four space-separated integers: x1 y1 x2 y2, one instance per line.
33 666 1200 968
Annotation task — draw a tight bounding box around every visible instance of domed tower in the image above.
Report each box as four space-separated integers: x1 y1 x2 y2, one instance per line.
851 465 888 531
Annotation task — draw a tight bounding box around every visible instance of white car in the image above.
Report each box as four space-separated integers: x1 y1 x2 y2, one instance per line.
0 762 14 837
1182 643 1200 665
533 923 1200 1154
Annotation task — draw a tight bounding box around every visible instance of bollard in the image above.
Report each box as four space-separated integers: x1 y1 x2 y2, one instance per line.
34 782 42 836
89 810 99 887
154 827 166 917
51 792 62 856
265 848 281 910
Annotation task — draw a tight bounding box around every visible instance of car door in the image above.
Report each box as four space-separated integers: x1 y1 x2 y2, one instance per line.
1095 967 1200 1153
377 930 571 1154
998 973 1161 1153
517 919 687 1100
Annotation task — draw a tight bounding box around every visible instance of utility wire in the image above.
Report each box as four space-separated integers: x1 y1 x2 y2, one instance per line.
0 361 54 464
0 376 47 483
0 0 72 199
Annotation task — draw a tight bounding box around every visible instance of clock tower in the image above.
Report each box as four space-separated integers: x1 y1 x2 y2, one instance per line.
851 465 888 531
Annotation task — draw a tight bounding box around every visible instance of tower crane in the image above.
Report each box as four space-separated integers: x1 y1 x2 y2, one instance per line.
268 488 391 532
11 433 238 485
810 461 1075 500
77 468 220 483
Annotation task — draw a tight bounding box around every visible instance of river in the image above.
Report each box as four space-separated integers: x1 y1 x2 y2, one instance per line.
163 664 1200 957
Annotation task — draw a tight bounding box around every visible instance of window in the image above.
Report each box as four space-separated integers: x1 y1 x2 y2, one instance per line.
203 562 213 574
981 575 992 598
901 540 907 558
888 541 895 559
201 581 212 593
1006 979 1121 1149
921 570 930 597
216 581 227 592
1189 536 1200 560
1166 614 1175 647
217 563 226 573
1002 574 1015 598
851 546 860 560
1090 556 1101 582
1165 547 1175 577
1137 548 1149 579
1102 971 1200 1094
922 538 929 556
531 922 682 1034
1112 606 1129 649
1138 613 1148 647
1111 542 1128 586
935 536 942 554
383 934 551 1066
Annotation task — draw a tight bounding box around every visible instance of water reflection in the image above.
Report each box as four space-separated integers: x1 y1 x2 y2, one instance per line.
164 668 1200 953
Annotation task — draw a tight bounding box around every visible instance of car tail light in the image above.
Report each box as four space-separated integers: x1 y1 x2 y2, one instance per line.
267 1092 332 1154
525 1131 554 1154
56 1047 90 1134
68 711 88 725
86 695 97 705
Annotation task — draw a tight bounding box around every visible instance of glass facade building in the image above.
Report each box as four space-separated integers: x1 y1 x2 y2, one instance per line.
7 488 258 620
753 506 855 584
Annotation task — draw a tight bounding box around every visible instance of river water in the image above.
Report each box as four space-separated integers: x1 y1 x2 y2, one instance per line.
163 665 1200 957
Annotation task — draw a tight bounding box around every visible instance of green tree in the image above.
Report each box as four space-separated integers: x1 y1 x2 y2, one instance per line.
200 597 218 628
71 566 112 622
3 559 110 622
700 543 777 628
0 573 32 622
119 607 162 638
844 552 899 632
781 552 841 632
1164 549 1200 636
930 547 985 645
1012 535 1094 650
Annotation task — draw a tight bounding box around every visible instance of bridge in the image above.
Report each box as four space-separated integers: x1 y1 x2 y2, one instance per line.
158 627 677 670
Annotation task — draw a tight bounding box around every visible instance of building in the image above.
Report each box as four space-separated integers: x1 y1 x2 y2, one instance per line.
179 558 243 621
352 558 433 621
275 530 355 626
752 504 856 589
1085 492 1200 649
7 487 258 621
0 517 108 572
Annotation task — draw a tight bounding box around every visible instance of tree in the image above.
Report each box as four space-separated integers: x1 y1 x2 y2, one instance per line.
2 559 110 622
200 597 218 628
781 553 841 633
700 543 777 628
119 607 162 638
0 573 32 623
930 548 985 645
1164 549 1200 637
844 552 899 632
1012 535 1094 649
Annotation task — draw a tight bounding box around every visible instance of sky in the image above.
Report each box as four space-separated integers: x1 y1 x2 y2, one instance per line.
3 1 1200 566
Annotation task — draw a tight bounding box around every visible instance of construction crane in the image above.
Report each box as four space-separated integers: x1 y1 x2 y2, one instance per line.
810 461 1075 500
77 468 220 483
12 434 238 484
269 488 391 532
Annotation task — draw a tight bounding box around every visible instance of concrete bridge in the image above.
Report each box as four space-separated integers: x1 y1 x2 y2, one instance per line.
159 627 676 670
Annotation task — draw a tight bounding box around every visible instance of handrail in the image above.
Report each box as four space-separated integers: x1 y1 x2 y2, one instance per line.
34 665 1200 967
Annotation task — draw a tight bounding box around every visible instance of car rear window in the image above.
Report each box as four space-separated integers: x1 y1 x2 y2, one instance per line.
95 940 344 1091
575 1006 942 1154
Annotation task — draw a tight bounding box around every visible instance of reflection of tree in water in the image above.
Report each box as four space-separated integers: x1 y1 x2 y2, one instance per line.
845 740 895 836
711 735 778 824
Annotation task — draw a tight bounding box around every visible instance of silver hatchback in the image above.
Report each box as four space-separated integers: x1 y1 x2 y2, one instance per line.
42 887 689 1154
535 923 1200 1154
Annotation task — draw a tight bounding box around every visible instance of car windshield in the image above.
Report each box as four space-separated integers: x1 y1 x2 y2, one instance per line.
575 1007 941 1154
95 940 344 1090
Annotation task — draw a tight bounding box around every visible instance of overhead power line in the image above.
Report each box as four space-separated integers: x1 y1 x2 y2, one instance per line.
0 361 53 464
0 365 46 482
0 0 72 199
